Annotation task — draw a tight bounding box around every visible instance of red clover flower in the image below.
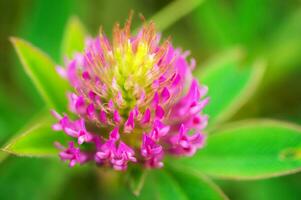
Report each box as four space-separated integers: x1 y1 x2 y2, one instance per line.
52 17 209 170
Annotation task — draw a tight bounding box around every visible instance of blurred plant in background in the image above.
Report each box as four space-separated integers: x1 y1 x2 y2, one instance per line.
0 0 301 199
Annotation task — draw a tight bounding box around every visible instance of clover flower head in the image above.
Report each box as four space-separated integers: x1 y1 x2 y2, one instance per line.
52 16 209 170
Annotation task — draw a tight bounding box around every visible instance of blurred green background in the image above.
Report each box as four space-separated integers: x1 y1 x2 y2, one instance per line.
0 0 301 199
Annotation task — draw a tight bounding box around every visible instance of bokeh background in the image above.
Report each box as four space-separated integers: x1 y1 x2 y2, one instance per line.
0 0 301 199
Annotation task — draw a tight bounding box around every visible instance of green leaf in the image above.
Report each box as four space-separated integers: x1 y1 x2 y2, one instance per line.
217 174 301 200
61 16 87 59
126 167 147 196
2 114 65 157
262 9 301 85
140 170 188 200
55 166 102 200
0 152 8 164
143 0 205 32
167 167 228 200
194 0 270 48
176 120 301 180
195 49 265 125
236 0 269 45
0 85 31 143
105 170 215 200
0 158 68 200
139 169 227 200
11 38 70 112
193 0 236 49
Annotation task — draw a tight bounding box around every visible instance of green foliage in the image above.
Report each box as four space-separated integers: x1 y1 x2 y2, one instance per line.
139 169 227 200
140 170 189 200
262 9 301 85
149 0 204 32
194 1 301 89
167 168 228 200
0 152 8 163
195 49 265 125
11 38 70 112
193 0 274 50
175 120 301 179
218 174 301 200
2 114 65 157
0 85 32 144
193 0 235 49
0 158 67 200
61 16 87 59
126 167 147 196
